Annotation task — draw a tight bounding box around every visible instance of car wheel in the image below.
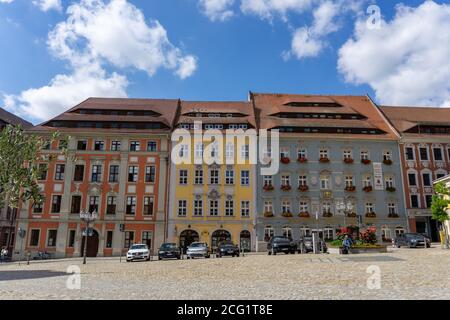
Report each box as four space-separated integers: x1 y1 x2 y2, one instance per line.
158 256 162 260
237 253 240 257
268 251 272 255
177 256 181 259
273 251 277 255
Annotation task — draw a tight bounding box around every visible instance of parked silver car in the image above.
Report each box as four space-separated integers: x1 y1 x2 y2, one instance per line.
186 242 210 259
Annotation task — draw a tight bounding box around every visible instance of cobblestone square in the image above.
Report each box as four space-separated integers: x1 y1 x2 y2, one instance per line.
1 246 449 300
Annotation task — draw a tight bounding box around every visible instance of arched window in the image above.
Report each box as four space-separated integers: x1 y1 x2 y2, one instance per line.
300 226 311 237
264 226 274 242
381 226 392 242
395 226 405 236
282 226 292 240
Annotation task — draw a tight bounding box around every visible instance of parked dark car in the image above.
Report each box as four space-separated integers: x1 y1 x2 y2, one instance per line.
299 236 314 253
158 243 181 260
216 241 240 258
395 233 431 248
267 236 297 255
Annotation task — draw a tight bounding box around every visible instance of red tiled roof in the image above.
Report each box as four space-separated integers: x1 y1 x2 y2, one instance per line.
0 107 32 128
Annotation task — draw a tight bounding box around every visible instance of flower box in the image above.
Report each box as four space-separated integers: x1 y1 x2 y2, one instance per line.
298 185 309 192
322 211 333 218
280 185 292 191
319 157 330 163
264 212 274 218
297 157 308 163
388 213 399 218
386 186 396 192
298 212 310 218
345 185 356 192
347 212 357 218
361 159 371 165
282 212 293 218
365 212 376 218
343 158 354 164
280 157 290 164
363 186 373 192
383 159 393 165
263 184 274 192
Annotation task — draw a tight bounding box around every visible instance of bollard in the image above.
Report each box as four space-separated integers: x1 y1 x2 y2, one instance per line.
26 251 31 265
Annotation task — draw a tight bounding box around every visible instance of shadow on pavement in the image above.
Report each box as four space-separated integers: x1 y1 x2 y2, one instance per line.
0 270 67 281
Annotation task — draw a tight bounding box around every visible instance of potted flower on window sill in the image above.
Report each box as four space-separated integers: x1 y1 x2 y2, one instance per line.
282 211 293 218
383 159 393 165
281 184 292 191
365 212 376 218
298 185 309 192
361 158 371 165
362 185 373 192
263 184 274 192
347 212 357 218
386 186 396 192
343 158 354 164
345 185 356 192
319 157 330 163
388 213 399 218
280 156 290 164
322 211 333 218
298 211 310 218
297 157 308 163
264 211 274 218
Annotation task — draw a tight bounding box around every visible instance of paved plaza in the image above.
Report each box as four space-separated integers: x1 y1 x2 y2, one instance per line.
0 245 449 300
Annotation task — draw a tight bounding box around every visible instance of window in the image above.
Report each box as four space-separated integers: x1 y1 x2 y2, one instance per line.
194 169 203 184
297 148 307 159
194 200 203 216
241 170 250 186
179 144 188 157
395 227 405 237
388 203 396 215
124 231 134 248
425 195 433 208
178 200 187 216
42 140 50 150
365 203 374 213
51 195 62 213
381 227 391 242
383 150 392 161
38 163 48 181
241 201 250 217
319 148 329 159
281 175 290 186
143 197 154 215
410 195 419 208
109 165 119 183
47 230 57 247
263 175 273 186
68 230 76 248
225 169 234 184
94 140 104 151
300 227 311 237
58 140 67 150
147 141 157 151
107 196 116 215
91 165 102 182
264 201 273 213
128 166 138 182
281 200 291 213
408 173 417 186
299 201 308 213
209 169 219 184
142 231 152 248
320 175 330 189
322 202 332 214
179 170 188 185
280 148 290 159
363 175 372 187
210 143 219 158
77 140 87 150
106 231 113 248
89 196 99 212
433 147 443 161
225 143 234 160
144 166 156 183
209 200 218 216
385 176 394 188
345 175 354 187
324 228 334 241
422 172 431 186
405 147 414 160
111 140 121 151
130 141 140 151
282 226 292 239
195 143 204 158
55 164 65 180
298 175 307 186
436 172 446 179
360 150 369 160
225 200 234 216
71 195 81 214
343 150 352 159
126 196 136 215
264 226 274 242
30 229 40 246
241 145 249 160
74 165 84 182
419 147 428 160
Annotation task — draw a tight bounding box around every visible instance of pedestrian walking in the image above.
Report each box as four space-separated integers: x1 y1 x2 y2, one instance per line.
0 247 8 263
341 235 352 254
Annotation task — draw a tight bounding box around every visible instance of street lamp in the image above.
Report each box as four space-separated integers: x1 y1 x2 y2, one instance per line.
336 200 354 228
80 209 98 265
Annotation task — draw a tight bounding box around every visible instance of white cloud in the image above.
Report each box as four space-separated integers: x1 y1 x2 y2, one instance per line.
199 0 235 21
32 0 62 12
240 0 312 21
0 0 14 3
338 1 450 107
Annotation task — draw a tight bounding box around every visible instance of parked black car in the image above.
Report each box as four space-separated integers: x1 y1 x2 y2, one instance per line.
158 243 182 260
216 241 240 258
395 233 431 248
267 236 297 255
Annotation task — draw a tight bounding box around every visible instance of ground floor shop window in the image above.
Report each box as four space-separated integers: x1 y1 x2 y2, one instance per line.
124 231 134 248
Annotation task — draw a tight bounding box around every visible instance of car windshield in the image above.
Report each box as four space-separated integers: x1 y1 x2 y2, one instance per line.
161 243 177 249
130 244 147 250
220 242 234 246
405 234 423 239
190 243 206 248
273 237 289 241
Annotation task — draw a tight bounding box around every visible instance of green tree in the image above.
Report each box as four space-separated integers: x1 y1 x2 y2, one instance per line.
431 182 450 249
0 125 63 209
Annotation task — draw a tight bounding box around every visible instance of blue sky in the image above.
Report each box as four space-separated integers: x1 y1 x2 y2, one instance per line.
1 0 449 124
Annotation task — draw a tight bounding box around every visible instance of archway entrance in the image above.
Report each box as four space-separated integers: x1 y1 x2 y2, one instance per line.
80 229 99 258
179 229 199 253
240 230 251 252
211 229 231 253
